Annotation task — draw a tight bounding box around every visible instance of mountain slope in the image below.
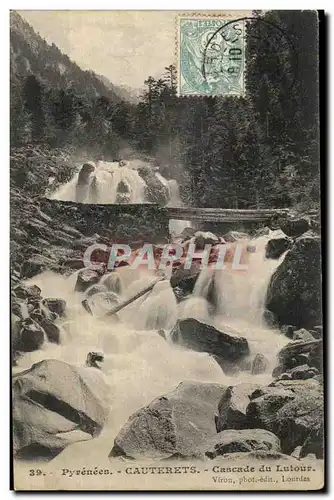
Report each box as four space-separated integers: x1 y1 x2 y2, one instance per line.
10 10 122 103
97 73 142 104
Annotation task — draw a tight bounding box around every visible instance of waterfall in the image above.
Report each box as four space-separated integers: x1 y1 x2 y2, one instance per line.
13 230 290 464
166 179 192 236
167 179 182 206
187 234 288 365
51 161 148 204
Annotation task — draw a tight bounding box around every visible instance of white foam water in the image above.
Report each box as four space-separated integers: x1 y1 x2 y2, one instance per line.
13 233 288 464
51 161 148 204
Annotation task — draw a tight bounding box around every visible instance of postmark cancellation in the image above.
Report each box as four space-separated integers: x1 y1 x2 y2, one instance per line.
177 15 246 97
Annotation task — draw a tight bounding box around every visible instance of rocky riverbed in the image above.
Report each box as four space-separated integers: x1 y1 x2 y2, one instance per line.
11 189 323 465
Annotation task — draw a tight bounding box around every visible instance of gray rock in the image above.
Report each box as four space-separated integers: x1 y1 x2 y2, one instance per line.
157 329 166 340
85 284 108 298
212 450 296 461
203 429 281 459
181 227 196 239
86 352 104 370
39 318 61 344
308 342 323 372
291 446 302 459
280 217 310 237
216 383 260 432
172 286 189 303
300 425 324 459
272 364 286 379
247 380 323 455
11 313 21 349
21 254 59 279
278 339 322 365
275 388 323 455
251 353 268 375
192 231 220 249
268 377 321 394
288 364 318 380
170 318 249 361
294 353 310 365
265 236 321 328
110 381 226 460
13 359 110 459
293 328 315 342
62 258 84 270
263 309 279 328
265 237 292 260
11 297 25 319
280 325 296 339
253 226 271 238
75 269 100 293
246 387 296 437
312 325 323 338
18 318 45 352
42 298 67 317
13 283 41 300
170 266 201 294
223 231 249 242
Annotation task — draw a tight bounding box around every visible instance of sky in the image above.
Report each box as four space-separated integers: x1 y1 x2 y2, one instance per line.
18 11 177 88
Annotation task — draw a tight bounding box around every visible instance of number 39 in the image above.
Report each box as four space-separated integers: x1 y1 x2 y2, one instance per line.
29 469 43 476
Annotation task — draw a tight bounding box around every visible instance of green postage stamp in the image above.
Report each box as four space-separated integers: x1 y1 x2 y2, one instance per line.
177 15 246 96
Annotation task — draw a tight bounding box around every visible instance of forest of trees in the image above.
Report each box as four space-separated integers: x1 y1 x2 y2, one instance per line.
10 10 320 210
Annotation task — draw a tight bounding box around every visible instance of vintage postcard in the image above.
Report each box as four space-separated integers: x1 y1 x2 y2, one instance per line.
10 10 323 491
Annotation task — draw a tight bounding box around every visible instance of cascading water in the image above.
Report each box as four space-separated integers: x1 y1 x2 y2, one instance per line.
182 234 288 369
167 179 193 236
13 232 287 467
51 161 148 204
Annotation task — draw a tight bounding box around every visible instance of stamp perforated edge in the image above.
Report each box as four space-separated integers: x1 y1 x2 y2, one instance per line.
175 12 247 98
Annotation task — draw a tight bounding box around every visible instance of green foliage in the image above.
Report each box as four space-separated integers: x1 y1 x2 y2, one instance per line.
10 11 319 211
130 11 319 210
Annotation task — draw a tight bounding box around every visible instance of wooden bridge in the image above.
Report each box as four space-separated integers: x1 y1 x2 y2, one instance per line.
40 198 290 242
164 207 290 223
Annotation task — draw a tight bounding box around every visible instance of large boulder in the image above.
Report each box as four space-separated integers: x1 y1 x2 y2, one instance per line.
42 298 67 317
38 318 61 344
292 328 315 342
13 359 110 459
265 237 292 260
271 337 321 379
170 266 201 295
215 383 260 432
265 236 322 328
137 167 170 205
170 318 249 361
190 231 220 249
278 339 322 366
110 381 226 460
280 217 310 237
203 429 280 459
287 364 319 380
246 386 296 432
13 283 41 300
246 381 323 456
18 318 45 352
75 269 101 293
